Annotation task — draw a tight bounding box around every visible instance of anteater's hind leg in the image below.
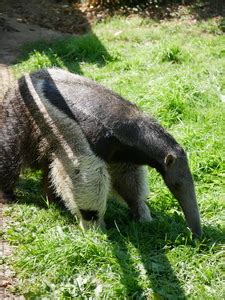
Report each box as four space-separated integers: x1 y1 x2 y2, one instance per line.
0 139 22 203
0 87 24 203
49 154 110 230
110 163 152 222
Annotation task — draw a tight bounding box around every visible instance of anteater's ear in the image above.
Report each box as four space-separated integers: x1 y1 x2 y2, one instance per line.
165 153 176 167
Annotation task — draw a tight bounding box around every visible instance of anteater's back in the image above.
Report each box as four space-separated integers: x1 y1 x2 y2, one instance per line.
28 68 141 125
26 68 154 162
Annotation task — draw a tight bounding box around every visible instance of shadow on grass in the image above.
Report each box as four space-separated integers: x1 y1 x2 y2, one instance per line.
16 170 72 213
17 174 185 297
17 30 112 75
105 200 187 299
105 199 225 299
16 174 225 298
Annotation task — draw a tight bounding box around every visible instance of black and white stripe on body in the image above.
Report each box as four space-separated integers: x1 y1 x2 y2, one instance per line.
0 72 110 230
0 68 202 235
30 68 153 223
30 68 201 235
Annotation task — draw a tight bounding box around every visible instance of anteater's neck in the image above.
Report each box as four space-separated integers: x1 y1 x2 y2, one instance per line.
109 115 182 172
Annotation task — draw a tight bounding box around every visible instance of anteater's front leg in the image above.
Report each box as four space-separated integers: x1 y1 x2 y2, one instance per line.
41 161 62 203
110 163 152 222
49 154 110 230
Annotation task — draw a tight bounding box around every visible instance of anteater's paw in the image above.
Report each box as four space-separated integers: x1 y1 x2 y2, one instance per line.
79 217 106 232
131 201 153 223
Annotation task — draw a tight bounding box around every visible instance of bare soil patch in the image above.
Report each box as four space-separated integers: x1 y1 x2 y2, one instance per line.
0 17 71 65
0 0 91 34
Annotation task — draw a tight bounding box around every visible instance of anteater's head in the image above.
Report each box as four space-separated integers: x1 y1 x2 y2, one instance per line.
162 149 202 237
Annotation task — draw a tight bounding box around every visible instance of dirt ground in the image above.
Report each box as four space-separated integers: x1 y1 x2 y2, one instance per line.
0 0 95 65
0 0 92 34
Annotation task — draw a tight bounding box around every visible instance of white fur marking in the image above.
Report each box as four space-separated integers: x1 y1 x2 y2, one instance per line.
24 74 111 229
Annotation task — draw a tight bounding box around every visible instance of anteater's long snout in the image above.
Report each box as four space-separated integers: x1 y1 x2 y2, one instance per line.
169 180 202 237
163 158 202 237
177 189 202 237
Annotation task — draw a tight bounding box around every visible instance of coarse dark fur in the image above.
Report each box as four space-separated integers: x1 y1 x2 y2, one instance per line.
0 68 202 235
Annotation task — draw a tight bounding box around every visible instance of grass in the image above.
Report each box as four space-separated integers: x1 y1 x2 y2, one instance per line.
3 16 225 298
